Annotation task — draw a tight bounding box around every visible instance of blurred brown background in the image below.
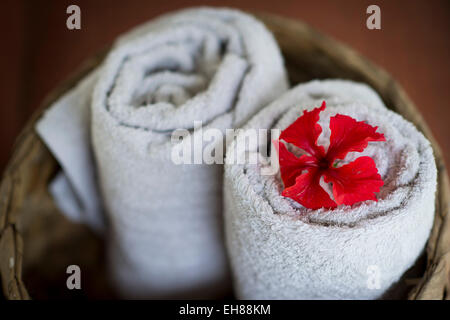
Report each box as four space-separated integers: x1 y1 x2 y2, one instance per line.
1 0 449 174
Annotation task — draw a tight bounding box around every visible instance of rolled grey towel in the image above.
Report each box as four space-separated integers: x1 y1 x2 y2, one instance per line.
37 7 288 298
224 80 436 299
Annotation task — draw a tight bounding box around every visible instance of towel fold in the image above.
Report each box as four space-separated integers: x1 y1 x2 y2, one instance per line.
37 7 288 298
224 80 436 299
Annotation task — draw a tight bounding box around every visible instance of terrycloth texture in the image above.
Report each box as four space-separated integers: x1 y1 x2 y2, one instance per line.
37 7 288 299
224 80 437 300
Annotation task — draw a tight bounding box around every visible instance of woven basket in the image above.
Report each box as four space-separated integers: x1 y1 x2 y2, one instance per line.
1 13 449 300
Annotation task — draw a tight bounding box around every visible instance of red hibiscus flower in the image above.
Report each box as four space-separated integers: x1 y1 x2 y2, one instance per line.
275 101 386 210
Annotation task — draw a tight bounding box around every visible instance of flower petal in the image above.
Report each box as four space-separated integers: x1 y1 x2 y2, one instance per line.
282 168 337 210
323 156 384 206
279 101 326 159
275 140 317 188
326 114 385 162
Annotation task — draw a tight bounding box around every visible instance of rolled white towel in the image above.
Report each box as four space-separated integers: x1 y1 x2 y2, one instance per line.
37 7 288 298
224 80 437 299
